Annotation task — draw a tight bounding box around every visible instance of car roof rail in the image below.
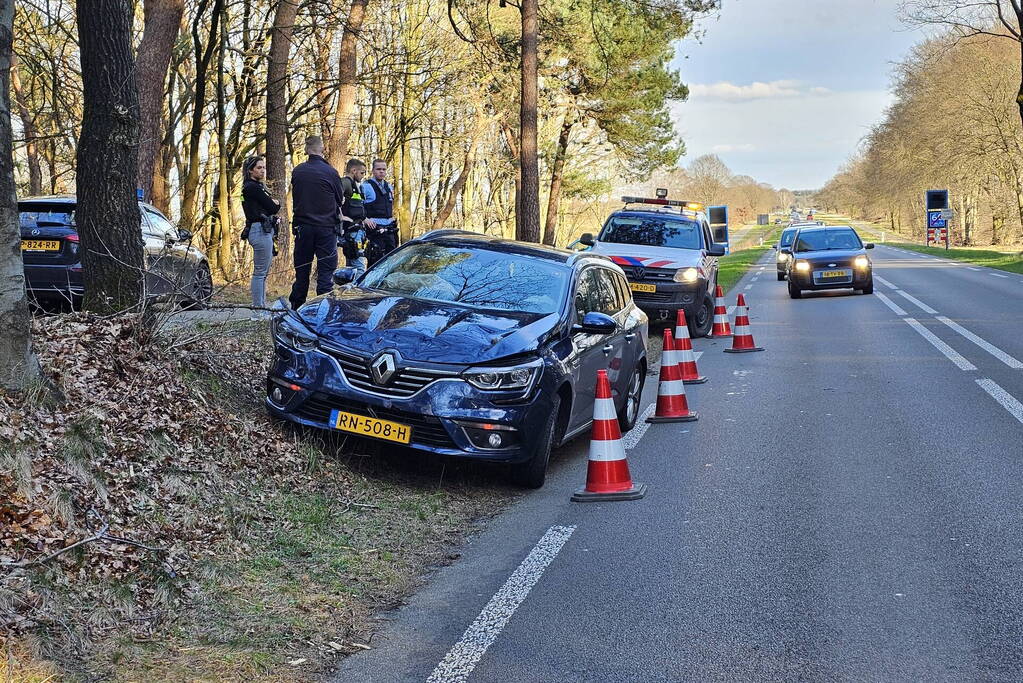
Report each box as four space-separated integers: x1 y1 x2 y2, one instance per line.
567 251 612 266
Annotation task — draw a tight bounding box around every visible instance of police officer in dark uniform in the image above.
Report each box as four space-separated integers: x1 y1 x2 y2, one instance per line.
362 158 398 264
289 136 345 309
339 158 369 266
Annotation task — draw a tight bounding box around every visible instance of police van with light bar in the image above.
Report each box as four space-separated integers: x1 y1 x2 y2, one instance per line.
575 191 728 337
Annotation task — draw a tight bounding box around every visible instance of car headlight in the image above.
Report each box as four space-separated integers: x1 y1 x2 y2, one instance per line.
854 255 870 269
777 252 789 262
674 267 699 283
795 260 811 272
271 314 319 351
463 359 542 391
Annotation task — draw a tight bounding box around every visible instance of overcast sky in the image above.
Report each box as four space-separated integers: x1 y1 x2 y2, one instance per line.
671 0 927 190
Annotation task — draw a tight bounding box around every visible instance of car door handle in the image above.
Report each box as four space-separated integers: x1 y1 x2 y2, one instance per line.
602 344 614 354
624 333 636 341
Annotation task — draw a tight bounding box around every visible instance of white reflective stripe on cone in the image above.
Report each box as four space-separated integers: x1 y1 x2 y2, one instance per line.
588 437 627 462
659 379 686 395
733 324 750 335
592 397 617 421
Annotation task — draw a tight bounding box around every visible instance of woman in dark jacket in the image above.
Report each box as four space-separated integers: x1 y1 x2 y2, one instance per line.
240 156 281 315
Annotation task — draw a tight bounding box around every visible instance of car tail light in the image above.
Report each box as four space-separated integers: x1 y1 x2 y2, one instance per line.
65 233 79 242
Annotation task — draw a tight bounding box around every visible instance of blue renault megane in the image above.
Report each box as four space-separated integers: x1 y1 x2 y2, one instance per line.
266 231 649 488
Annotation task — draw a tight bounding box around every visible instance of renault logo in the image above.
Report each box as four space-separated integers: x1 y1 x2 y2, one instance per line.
370 352 397 385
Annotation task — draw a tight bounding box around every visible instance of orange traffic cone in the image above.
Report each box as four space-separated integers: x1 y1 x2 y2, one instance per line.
647 328 699 423
674 310 707 384
724 293 764 353
709 285 732 338
572 370 647 502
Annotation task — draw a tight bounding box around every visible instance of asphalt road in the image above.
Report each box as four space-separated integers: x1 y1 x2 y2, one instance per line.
338 245 1023 682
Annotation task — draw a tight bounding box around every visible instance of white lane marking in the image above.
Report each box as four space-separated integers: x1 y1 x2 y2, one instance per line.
897 290 938 314
622 405 656 450
936 316 1023 369
968 267 982 272
976 379 1023 425
904 318 976 371
874 275 898 290
990 273 1009 279
744 284 753 290
875 292 907 316
427 525 577 683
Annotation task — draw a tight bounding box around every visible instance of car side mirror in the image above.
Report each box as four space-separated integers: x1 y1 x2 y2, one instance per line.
176 228 193 242
333 267 358 286
780 247 793 255
771 243 778 249
865 243 875 249
579 232 595 247
707 244 726 257
572 311 617 335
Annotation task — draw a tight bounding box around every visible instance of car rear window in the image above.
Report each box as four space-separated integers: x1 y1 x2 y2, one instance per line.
598 215 702 250
19 204 75 229
361 243 570 315
794 229 862 252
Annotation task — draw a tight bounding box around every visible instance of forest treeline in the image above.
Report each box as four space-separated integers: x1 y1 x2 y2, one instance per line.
818 30 1023 246
6 0 800 281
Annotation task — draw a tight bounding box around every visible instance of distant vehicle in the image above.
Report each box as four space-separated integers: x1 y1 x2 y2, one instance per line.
19 195 213 310
772 227 799 281
781 225 874 298
774 218 783 224
577 195 726 336
266 231 649 489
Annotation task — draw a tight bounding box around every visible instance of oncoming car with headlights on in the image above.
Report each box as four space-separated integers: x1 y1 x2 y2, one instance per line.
576 195 726 336
773 226 799 280
781 225 875 298
266 231 648 489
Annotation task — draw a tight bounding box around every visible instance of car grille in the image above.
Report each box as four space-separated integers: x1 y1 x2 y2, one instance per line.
295 392 456 448
319 344 459 398
634 291 691 304
628 266 676 283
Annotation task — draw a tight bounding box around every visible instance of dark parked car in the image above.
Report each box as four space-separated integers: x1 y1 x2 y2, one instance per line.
19 195 213 309
266 230 649 488
782 225 874 298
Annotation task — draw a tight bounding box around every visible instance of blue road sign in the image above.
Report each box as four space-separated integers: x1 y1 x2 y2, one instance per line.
928 210 946 229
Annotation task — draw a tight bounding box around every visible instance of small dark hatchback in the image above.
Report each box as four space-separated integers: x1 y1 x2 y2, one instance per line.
266 231 649 488
782 225 874 298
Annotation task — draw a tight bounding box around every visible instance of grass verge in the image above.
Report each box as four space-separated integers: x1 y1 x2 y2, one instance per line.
718 226 781 292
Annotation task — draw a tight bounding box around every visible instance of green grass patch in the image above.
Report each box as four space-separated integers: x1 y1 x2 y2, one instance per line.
886 242 1023 274
718 226 781 292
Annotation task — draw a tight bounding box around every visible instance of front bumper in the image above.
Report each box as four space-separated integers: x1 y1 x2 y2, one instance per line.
628 281 705 320
788 267 871 290
265 344 558 464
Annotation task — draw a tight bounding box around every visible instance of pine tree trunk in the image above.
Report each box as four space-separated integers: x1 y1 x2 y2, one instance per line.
9 57 42 195
266 0 299 282
328 0 369 167
75 0 146 314
543 112 574 246
517 0 540 243
136 0 184 202
0 0 38 390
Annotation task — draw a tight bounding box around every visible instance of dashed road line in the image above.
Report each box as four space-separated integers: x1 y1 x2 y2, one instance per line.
744 284 753 290
976 379 1023 425
936 316 1023 369
904 318 976 371
897 290 938 315
968 267 982 272
874 275 898 290
875 292 907 316
427 525 577 683
990 273 1009 279
623 405 656 450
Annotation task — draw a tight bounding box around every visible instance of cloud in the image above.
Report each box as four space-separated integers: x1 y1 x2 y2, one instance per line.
711 143 756 153
688 80 831 101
